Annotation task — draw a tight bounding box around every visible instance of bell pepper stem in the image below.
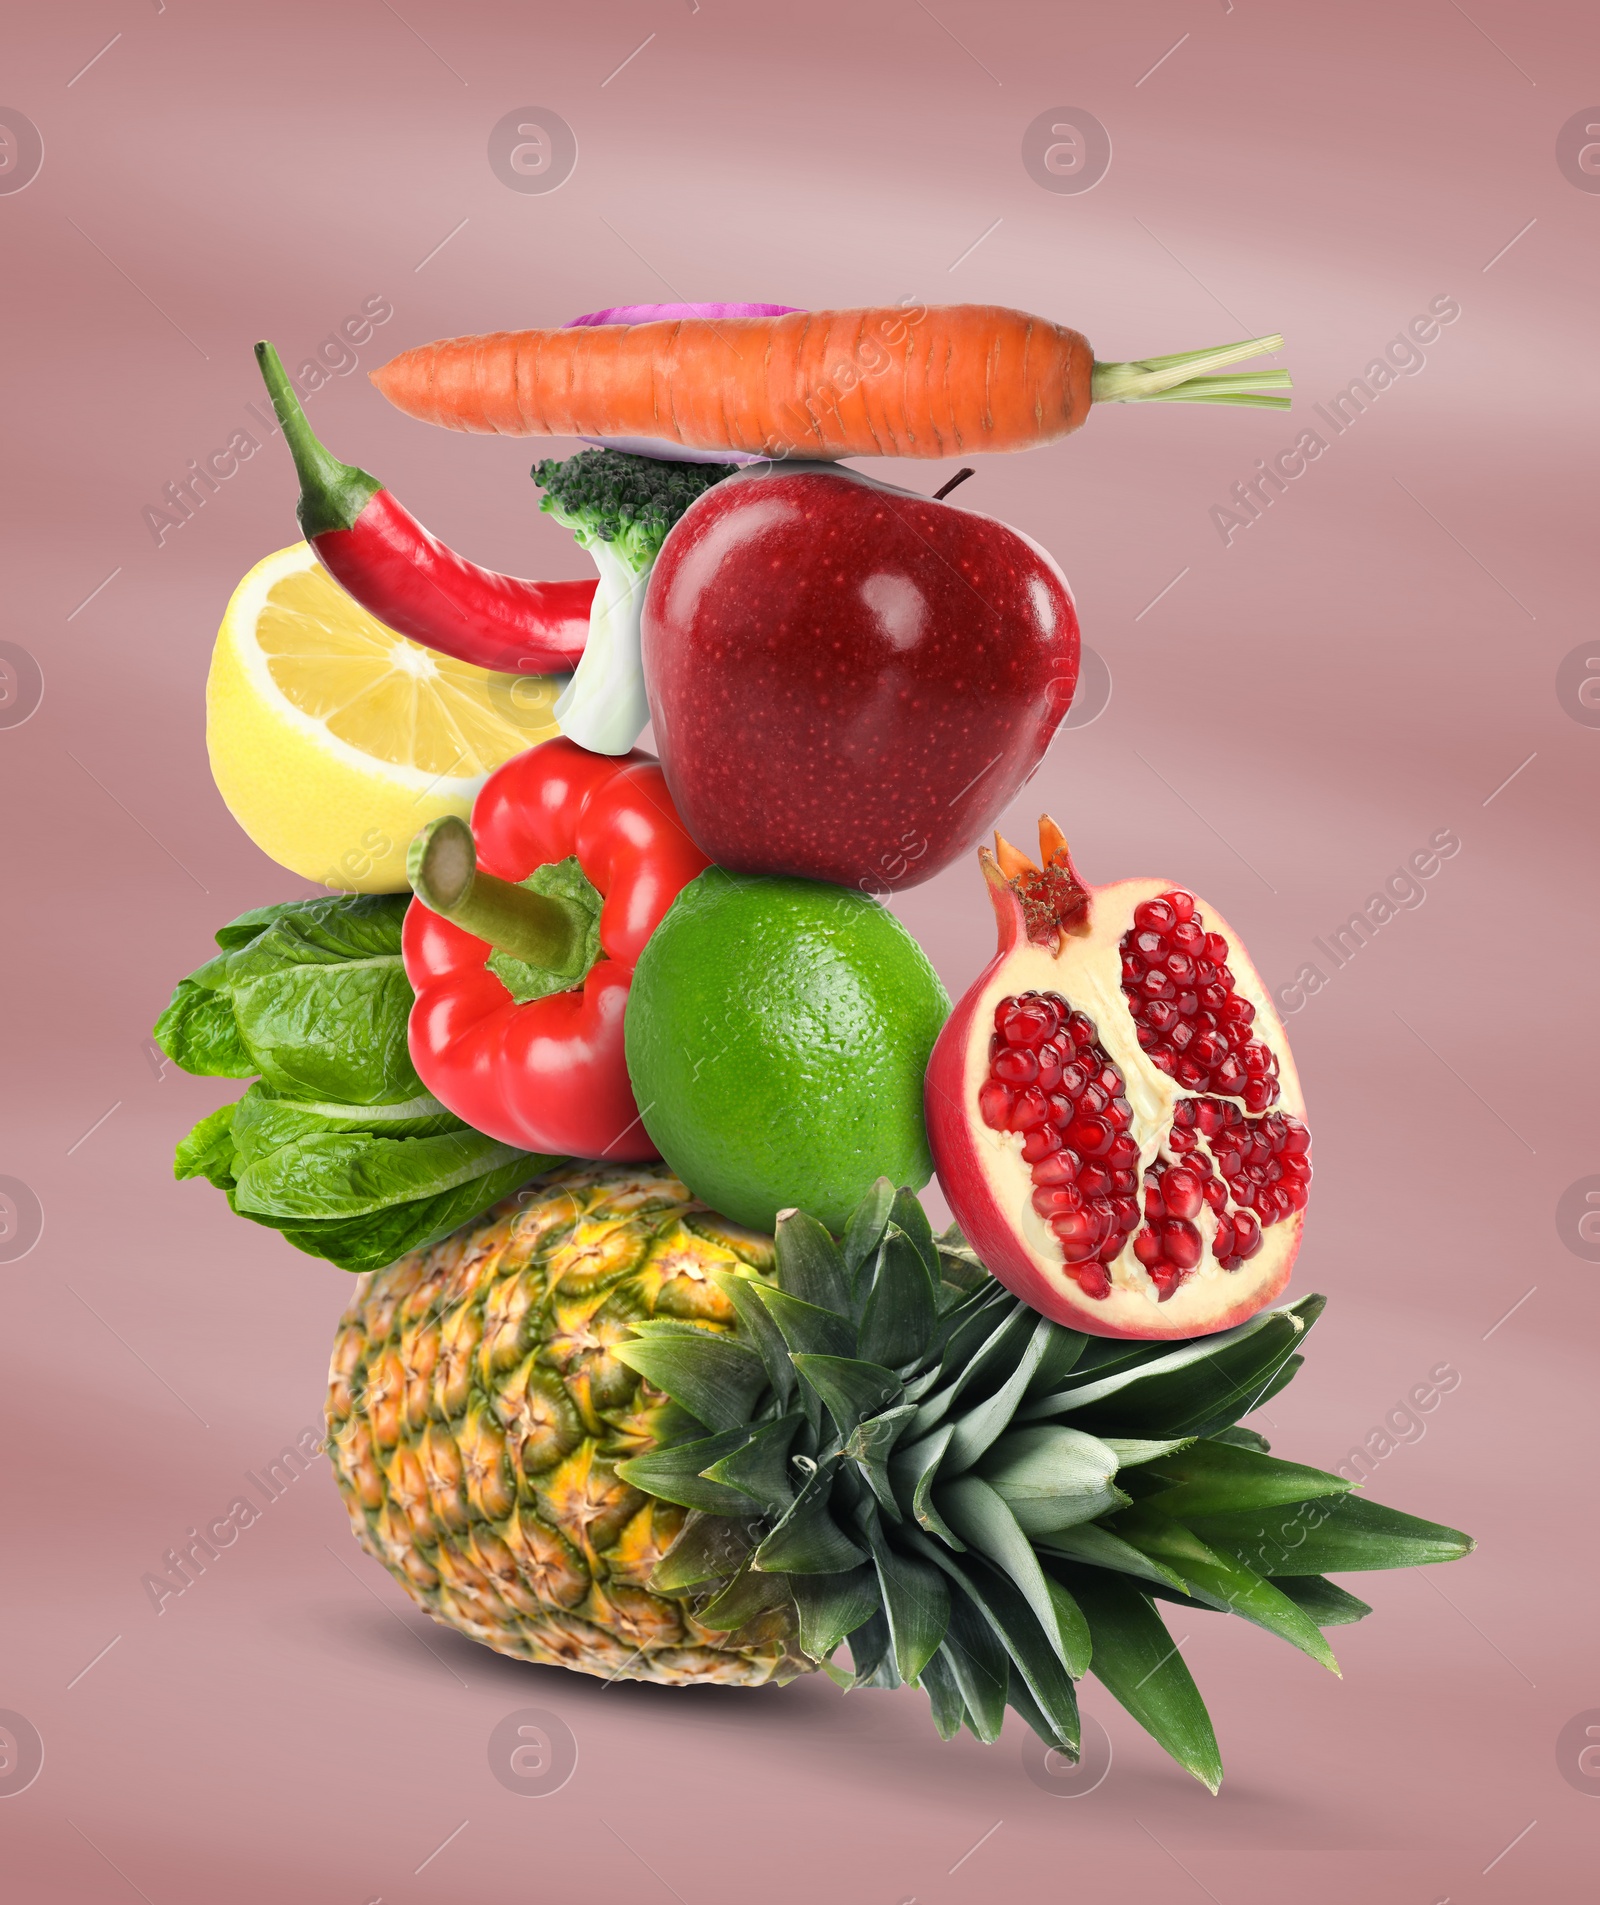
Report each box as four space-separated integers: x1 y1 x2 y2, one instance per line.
409 817 589 970
254 340 383 538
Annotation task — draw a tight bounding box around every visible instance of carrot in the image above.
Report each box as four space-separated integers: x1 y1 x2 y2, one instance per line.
370 305 1290 460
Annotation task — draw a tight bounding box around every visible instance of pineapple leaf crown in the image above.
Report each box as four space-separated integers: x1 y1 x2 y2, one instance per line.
615 1180 1471 1789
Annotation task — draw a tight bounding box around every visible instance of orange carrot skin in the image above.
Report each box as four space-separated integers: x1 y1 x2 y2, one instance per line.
370 306 1094 459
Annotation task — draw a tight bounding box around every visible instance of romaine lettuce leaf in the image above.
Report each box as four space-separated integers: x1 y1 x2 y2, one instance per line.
159 894 563 1273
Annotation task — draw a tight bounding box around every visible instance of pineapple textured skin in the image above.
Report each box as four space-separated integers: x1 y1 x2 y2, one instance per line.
326 1165 805 1686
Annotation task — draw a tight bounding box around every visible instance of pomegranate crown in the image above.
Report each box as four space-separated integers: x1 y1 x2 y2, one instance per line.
982 815 1090 948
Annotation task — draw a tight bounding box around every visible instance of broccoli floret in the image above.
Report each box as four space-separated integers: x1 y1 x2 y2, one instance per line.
533 449 737 572
530 449 739 757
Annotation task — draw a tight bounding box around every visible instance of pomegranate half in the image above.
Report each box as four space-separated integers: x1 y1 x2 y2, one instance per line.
926 818 1310 1340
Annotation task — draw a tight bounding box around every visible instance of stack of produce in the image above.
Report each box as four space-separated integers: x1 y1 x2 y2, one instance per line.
156 301 1468 1784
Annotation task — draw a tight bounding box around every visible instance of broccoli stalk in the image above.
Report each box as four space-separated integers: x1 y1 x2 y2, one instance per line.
533 450 737 754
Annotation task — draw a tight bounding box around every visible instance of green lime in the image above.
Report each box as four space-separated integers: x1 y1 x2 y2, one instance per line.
625 869 950 1231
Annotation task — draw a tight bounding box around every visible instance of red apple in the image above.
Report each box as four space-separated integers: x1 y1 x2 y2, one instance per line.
640 464 1079 891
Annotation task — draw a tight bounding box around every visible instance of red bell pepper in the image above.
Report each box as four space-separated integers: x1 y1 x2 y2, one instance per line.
402 738 709 1160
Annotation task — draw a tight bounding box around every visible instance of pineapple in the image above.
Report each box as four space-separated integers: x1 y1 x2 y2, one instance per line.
328 1163 1471 1785
327 1165 800 1687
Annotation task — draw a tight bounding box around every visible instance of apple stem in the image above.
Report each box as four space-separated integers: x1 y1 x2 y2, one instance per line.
933 467 976 501
1092 334 1292 409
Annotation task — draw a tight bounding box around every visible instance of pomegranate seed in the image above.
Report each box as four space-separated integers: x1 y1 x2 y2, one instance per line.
1232 1209 1262 1257
1033 1186 1084 1219
1010 1087 1050 1131
1146 1000 1180 1032
994 1047 1038 1086
1168 891 1196 924
1104 1099 1133 1132
1058 1062 1090 1098
1111 1168 1137 1194
1133 1226 1165 1266
1195 1100 1226 1137
1141 969 1174 1001
1212 1217 1235 1260
1074 1262 1112 1300
1006 1005 1054 1048
1067 1013 1096 1048
1136 1024 1159 1051
1105 1134 1140 1169
1021 1124 1062 1163
1175 1058 1206 1090
1032 1152 1079 1187
1046 1093 1074 1126
1078 1083 1108 1117
1191 1031 1227 1069
1068 1115 1114 1157
1161 1168 1204 1220
1203 1177 1229 1212
1112 1194 1140 1228
1243 1078 1276 1113
1121 954 1144 984
1168 1126 1196 1153
1134 898 1177 933
1204 932 1229 964
1281 1118 1311 1155
1169 1021 1196 1053
1173 1100 1196 1127
1222 994 1255 1026
1162 1219 1203 1269
1199 983 1229 1012
979 1081 1012 1129
1172 921 1206 955
1078 1163 1113 1198
1165 952 1196 984
1036 1047 1063 1091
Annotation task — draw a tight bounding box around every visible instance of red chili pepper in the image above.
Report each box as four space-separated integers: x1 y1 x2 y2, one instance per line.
402 737 709 1160
255 341 593 676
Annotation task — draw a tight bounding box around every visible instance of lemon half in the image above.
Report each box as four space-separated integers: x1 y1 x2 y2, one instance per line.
206 543 563 891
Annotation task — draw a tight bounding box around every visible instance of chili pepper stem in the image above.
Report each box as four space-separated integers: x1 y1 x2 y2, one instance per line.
409 817 589 970
254 340 384 538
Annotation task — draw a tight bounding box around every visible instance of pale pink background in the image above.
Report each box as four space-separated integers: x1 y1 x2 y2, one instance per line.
2 3 1596 1900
